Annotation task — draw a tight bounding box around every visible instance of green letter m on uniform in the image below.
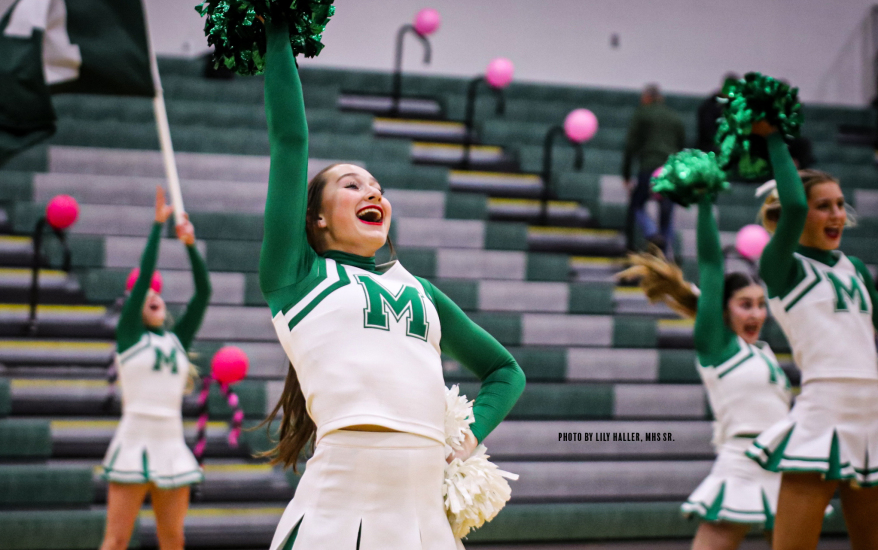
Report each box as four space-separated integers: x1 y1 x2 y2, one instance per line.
153 348 178 374
827 272 869 313
356 275 430 341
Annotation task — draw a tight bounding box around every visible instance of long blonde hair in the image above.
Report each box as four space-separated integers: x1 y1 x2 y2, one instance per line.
617 247 699 319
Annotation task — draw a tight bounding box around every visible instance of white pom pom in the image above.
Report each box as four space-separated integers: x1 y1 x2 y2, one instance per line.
444 385 474 458
442 445 518 540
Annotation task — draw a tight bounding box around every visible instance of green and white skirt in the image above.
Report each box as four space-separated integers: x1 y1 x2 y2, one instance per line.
682 437 781 527
270 430 460 550
747 378 878 487
101 412 203 488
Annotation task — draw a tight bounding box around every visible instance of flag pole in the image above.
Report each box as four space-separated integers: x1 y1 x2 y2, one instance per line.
143 6 185 225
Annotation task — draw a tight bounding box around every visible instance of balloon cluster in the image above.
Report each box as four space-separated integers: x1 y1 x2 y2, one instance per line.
196 0 335 76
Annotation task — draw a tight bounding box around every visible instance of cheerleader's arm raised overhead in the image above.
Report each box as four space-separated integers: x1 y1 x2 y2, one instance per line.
417 277 526 443
758 129 808 297
117 193 169 353
171 217 212 351
693 195 739 366
259 20 317 310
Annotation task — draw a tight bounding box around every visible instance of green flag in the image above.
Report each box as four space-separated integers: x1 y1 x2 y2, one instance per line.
0 0 154 166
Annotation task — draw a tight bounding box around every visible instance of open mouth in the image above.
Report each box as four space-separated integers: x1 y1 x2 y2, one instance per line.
148 302 160 312
357 205 384 225
743 322 760 339
824 227 841 240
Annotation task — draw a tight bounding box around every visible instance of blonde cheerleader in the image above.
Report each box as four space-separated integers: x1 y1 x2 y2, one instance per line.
256 20 525 550
99 188 211 550
745 122 878 550
621 192 791 550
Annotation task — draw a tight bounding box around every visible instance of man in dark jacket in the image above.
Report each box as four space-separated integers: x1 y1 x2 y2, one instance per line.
622 84 685 255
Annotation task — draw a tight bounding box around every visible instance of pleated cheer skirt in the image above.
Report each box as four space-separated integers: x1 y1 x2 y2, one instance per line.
682 437 782 527
101 412 203 488
270 430 461 550
747 379 878 487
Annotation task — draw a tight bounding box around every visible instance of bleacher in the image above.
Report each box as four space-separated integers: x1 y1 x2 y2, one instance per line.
0 57 872 549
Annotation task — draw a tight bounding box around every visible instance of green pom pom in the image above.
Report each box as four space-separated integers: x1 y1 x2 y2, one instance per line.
651 149 729 207
715 72 803 179
196 0 335 76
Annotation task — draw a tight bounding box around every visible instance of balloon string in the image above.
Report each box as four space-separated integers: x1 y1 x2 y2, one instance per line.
193 375 245 463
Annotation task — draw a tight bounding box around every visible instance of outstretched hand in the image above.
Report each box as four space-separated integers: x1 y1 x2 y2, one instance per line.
176 213 196 246
751 120 779 137
155 186 173 224
446 431 479 464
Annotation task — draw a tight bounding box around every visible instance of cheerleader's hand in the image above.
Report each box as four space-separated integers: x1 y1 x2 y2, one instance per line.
751 120 779 137
175 213 196 246
446 431 478 463
154 186 173 224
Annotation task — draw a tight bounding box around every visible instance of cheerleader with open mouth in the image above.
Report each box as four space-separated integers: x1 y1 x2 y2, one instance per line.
99 187 211 550
745 121 878 550
255 18 525 550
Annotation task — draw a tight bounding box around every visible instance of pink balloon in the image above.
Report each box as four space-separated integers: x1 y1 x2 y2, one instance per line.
413 8 441 36
126 268 163 294
211 346 249 385
652 167 664 179
564 109 598 143
736 224 771 261
46 194 79 230
485 57 514 89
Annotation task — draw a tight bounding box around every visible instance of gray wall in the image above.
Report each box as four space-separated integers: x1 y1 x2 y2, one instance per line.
3 0 876 106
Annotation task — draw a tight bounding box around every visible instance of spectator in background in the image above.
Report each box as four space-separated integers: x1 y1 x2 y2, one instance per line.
697 73 739 153
622 84 685 255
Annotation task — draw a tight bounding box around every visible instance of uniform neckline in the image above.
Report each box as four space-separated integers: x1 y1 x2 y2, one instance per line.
322 250 397 274
796 244 839 267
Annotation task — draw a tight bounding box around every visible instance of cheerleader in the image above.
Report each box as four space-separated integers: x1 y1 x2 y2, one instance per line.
745 122 878 550
622 191 791 549
99 188 211 550
257 20 525 550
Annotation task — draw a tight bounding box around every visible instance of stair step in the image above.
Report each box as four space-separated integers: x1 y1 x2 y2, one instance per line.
338 94 442 117
0 339 114 366
411 141 518 170
527 227 626 256
449 170 543 197
374 118 469 141
488 198 592 226
0 304 112 338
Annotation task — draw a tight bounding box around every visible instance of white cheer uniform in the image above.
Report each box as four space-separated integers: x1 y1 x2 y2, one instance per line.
101 331 203 488
269 258 457 550
748 252 878 487
682 337 792 526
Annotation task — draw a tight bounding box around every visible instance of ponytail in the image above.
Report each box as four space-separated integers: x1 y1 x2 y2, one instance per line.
256 362 315 472
617 248 699 319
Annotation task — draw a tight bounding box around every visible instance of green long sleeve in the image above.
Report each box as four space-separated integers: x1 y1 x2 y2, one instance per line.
116 222 162 353
259 20 316 315
850 257 878 331
172 245 212 351
417 277 526 443
759 132 809 298
692 196 739 366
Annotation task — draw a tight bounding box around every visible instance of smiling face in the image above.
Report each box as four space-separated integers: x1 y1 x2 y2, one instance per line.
800 181 846 250
725 284 767 344
142 290 166 329
311 164 392 257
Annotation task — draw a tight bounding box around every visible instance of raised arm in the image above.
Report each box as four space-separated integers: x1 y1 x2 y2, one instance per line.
758 129 808 297
171 218 212 351
418 278 526 444
259 20 316 313
117 189 171 352
692 196 738 366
